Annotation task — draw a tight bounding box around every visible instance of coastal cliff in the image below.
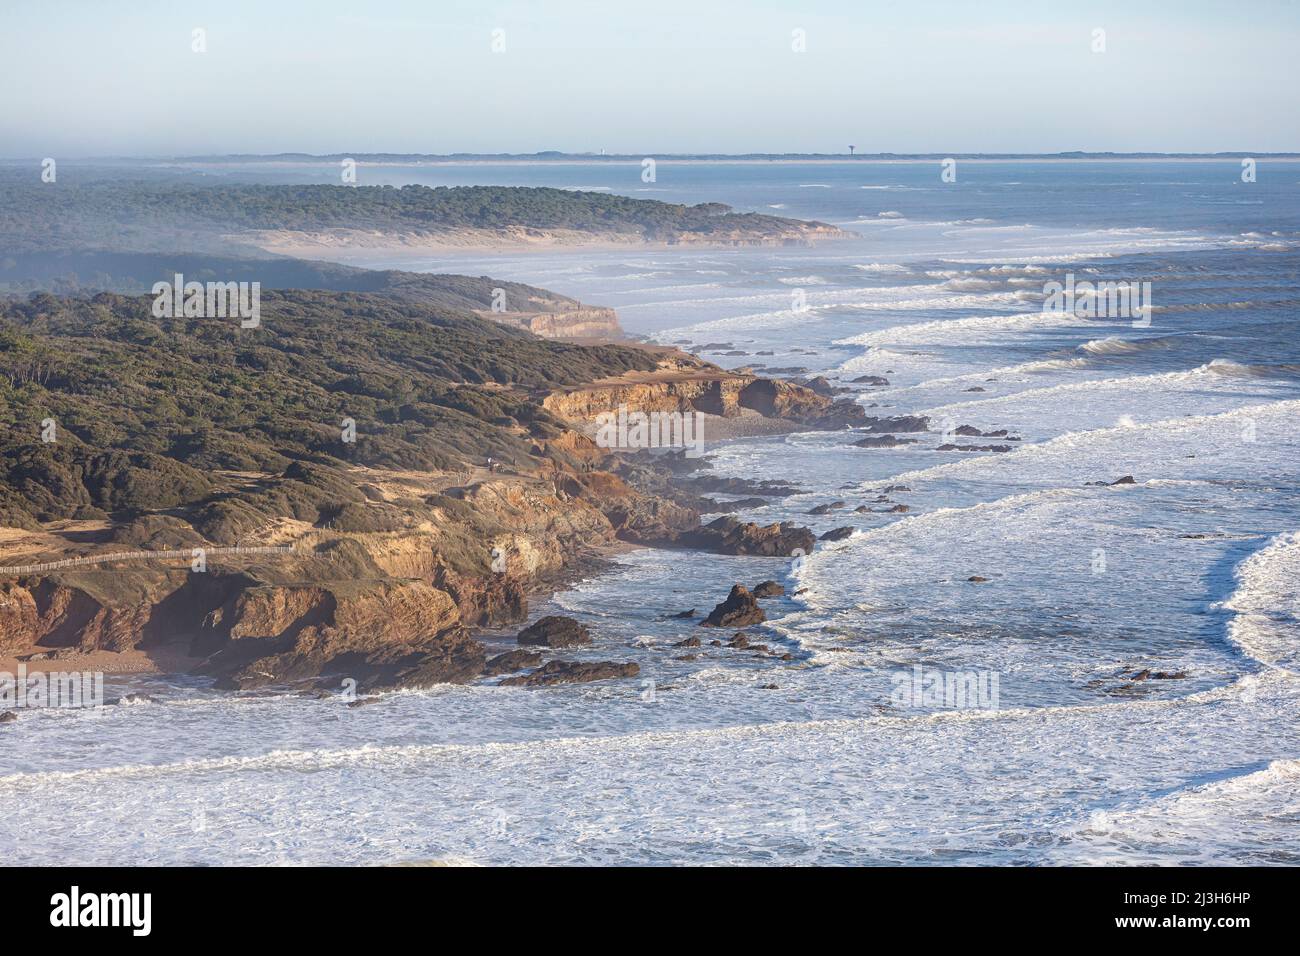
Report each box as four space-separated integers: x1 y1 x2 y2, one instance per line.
473 305 622 340
0 290 856 691
543 360 866 428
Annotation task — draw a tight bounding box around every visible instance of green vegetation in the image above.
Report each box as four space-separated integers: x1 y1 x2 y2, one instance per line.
0 290 656 537
0 250 589 313
0 178 820 253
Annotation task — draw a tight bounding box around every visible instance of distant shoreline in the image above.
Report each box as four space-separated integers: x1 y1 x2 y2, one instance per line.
6 153 1300 166
178 157 1300 168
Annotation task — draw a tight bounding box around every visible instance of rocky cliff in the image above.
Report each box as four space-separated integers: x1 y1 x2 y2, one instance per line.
542 358 866 428
474 306 623 340
0 291 860 694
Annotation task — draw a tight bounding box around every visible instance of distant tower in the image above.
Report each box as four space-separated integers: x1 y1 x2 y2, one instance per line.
848 145 856 156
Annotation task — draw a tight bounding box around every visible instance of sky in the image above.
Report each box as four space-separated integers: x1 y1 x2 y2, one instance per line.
2 0 1298 157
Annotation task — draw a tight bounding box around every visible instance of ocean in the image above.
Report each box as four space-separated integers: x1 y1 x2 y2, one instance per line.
4 160 1299 865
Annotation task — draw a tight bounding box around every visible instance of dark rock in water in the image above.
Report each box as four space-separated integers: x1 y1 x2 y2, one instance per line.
811 399 869 429
936 443 1012 453
794 375 837 397
347 696 384 708
0 711 18 723
1084 474 1137 487
517 615 592 648
885 504 910 513
500 660 640 687
963 386 986 392
727 634 750 648
851 375 890 385
854 505 870 513
820 526 855 541
808 501 846 515
968 575 989 583
756 350 775 356
779 653 795 661
670 608 697 619
752 580 785 598
685 475 803 498
883 485 911 493
699 342 734 350
759 684 780 690
699 496 768 513
674 654 698 661
674 636 701 648
956 425 1014 438
1129 668 1187 681
708 639 722 646
701 584 766 628
673 516 815 557
853 434 918 448
761 366 809 375
347 640 489 693
861 415 930 434
483 649 544 676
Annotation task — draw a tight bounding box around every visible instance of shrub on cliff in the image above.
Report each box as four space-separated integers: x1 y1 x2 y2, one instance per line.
0 289 656 530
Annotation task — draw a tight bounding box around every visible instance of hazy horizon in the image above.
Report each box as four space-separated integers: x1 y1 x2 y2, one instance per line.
7 151 1300 162
3 0 1297 157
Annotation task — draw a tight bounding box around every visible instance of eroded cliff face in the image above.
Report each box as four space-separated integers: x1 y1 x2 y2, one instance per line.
475 307 623 340
1 569 185 656
0 464 680 691
542 361 866 430
544 375 750 420
197 579 480 691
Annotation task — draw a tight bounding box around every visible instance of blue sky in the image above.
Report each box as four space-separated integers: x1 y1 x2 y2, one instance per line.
2 0 1297 156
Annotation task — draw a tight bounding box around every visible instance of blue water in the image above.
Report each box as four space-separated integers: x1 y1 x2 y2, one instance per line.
4 161 1299 865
